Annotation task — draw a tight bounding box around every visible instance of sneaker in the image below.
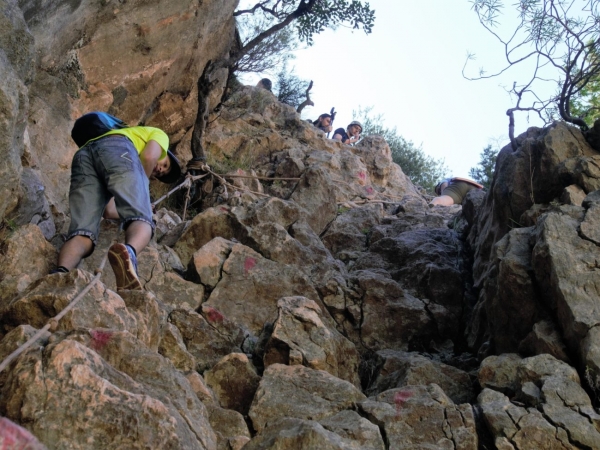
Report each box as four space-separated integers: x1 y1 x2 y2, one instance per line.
108 243 143 291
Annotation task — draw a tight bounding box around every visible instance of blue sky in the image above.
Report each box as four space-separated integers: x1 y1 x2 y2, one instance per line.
240 1 552 178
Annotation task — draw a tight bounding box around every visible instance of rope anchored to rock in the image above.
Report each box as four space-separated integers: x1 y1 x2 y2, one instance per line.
0 252 109 374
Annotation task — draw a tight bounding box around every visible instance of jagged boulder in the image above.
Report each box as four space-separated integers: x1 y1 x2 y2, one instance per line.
0 224 56 308
243 417 363 450
0 334 217 449
0 0 33 223
359 385 478 449
367 350 474 404
168 307 245 373
204 353 261 415
531 203 600 378
248 364 366 434
478 354 600 450
203 243 321 336
263 296 361 387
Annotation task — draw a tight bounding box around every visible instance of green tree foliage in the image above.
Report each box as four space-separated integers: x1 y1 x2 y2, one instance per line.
465 0 600 147
469 145 498 190
570 45 600 127
234 1 375 49
355 108 448 192
274 64 310 107
235 17 298 74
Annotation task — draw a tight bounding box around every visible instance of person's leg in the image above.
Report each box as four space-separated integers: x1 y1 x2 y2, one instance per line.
106 220 153 290
430 195 456 206
57 236 94 270
56 144 109 272
97 137 154 289
124 220 152 255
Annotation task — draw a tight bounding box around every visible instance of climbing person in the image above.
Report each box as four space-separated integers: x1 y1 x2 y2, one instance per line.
333 120 362 145
52 113 182 291
312 113 333 133
430 177 484 206
256 78 272 91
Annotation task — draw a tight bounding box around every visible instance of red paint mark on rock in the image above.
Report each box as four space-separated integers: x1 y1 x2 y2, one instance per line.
220 207 229 212
244 257 257 275
394 390 413 414
205 307 224 323
365 186 374 194
358 171 366 180
90 329 113 351
0 417 44 448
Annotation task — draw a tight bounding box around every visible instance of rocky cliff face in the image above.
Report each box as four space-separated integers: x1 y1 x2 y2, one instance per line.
2 1 600 449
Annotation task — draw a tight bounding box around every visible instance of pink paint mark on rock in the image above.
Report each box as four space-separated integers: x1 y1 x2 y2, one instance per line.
0 417 45 449
90 329 113 351
205 307 224 323
220 207 229 212
244 257 257 276
394 390 413 415
365 186 374 194
358 171 366 180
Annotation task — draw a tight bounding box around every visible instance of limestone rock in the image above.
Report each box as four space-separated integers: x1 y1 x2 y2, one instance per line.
367 350 473 404
478 354 523 396
322 203 384 259
2 270 137 333
14 168 56 239
478 388 575 450
560 184 586 206
168 308 245 373
204 243 320 336
518 320 571 363
532 210 600 376
186 371 217 405
363 227 466 339
244 417 361 450
350 270 433 351
0 224 56 306
478 354 599 449
0 0 32 223
174 206 249 267
158 322 196 372
319 410 385 450
263 296 361 387
467 123 597 343
360 385 478 450
204 353 261 415
290 166 338 235
206 404 251 450
486 227 539 353
248 364 366 433
0 336 216 449
189 237 235 288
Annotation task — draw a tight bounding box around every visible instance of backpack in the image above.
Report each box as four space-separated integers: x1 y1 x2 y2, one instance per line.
71 111 128 148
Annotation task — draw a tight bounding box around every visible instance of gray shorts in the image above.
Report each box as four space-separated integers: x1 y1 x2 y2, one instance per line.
442 181 477 204
67 135 154 246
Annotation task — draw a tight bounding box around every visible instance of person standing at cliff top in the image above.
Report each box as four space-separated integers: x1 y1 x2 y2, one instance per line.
312 113 333 133
430 177 483 206
53 113 182 291
333 121 362 145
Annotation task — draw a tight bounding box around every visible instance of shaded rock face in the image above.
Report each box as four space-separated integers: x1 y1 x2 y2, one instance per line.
466 121 600 373
2 3 600 445
0 0 33 223
2 0 238 228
